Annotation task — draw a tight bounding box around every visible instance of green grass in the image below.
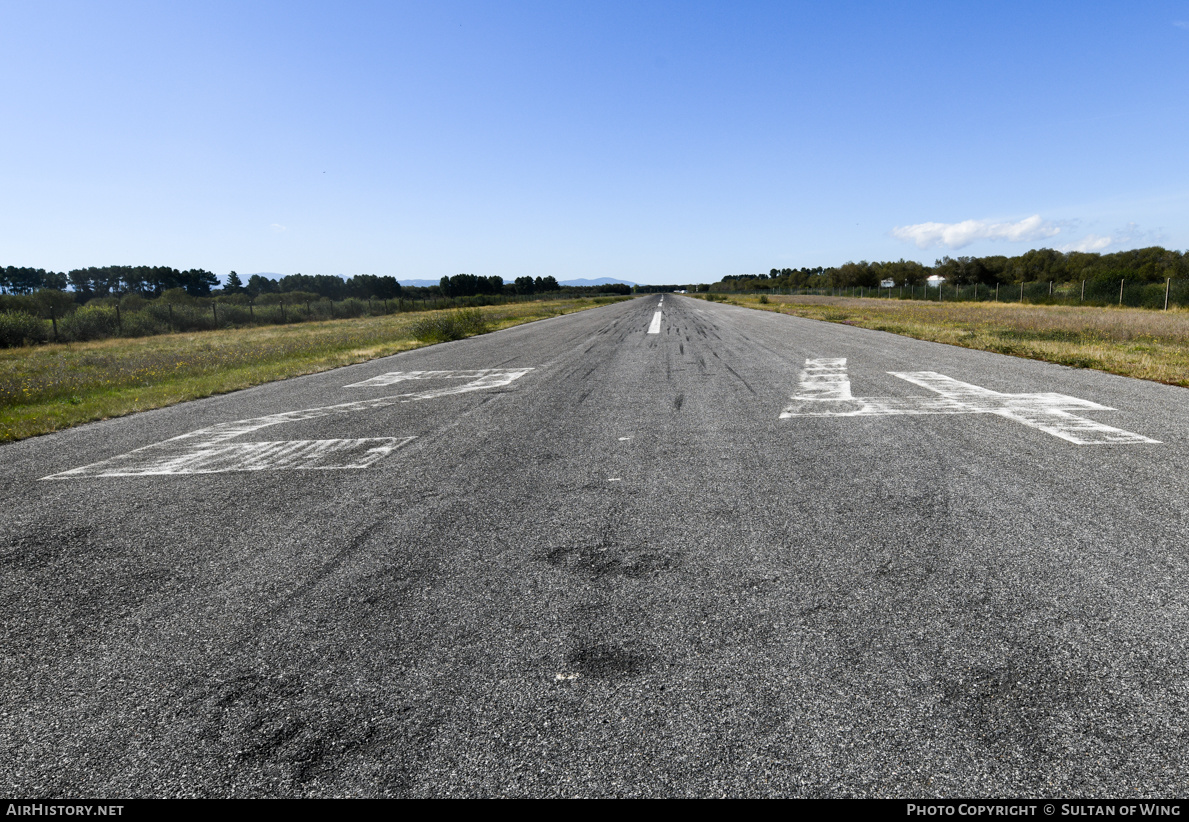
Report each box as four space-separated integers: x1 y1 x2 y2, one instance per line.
0 297 628 442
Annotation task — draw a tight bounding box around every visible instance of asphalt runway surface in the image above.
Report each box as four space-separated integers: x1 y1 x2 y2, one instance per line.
2 294 1188 797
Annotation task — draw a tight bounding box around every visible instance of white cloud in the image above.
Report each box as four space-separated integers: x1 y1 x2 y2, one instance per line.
1059 223 1166 253
891 214 1061 249
270 223 287 233
1173 20 1189 29
1115 221 1165 246
1061 233 1112 252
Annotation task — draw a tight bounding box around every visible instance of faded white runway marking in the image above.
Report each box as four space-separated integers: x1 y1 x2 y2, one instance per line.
345 368 532 397
49 437 414 476
46 369 534 478
647 311 662 334
780 358 1158 445
44 396 416 477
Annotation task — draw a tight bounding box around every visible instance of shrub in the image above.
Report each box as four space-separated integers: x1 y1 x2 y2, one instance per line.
160 288 193 304
59 305 119 342
119 293 149 312
119 310 167 338
336 298 368 319
0 310 48 347
32 291 78 322
0 294 39 315
410 308 490 342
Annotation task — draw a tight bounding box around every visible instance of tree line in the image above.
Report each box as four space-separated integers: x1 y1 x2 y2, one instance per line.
714 247 1189 291
441 274 562 297
0 266 589 302
1 265 222 299
235 272 403 300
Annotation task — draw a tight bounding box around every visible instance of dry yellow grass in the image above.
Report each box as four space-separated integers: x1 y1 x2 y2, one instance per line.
719 294 1189 387
0 297 622 442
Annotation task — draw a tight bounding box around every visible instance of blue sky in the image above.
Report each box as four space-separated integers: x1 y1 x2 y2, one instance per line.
3 1 1187 285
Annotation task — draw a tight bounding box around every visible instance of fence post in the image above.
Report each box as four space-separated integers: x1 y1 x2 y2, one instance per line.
1119 279 1124 306
1081 280 1085 302
1049 280 1052 296
212 302 217 325
1020 282 1024 303
115 304 122 333
249 302 254 321
168 303 174 331
50 307 58 341
1165 278 1171 310
995 282 999 301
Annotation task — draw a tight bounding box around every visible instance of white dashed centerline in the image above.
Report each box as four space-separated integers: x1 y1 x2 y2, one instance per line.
647 310 662 334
